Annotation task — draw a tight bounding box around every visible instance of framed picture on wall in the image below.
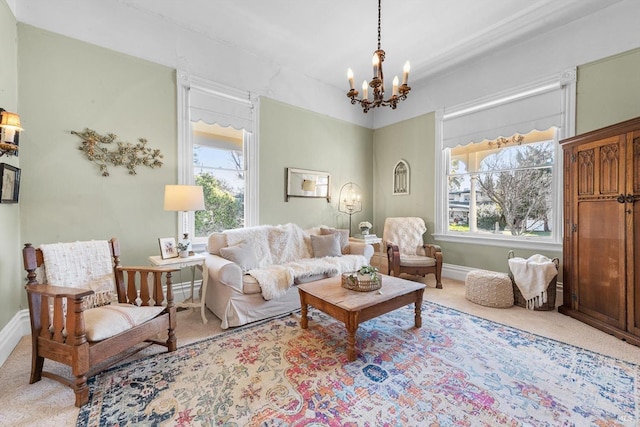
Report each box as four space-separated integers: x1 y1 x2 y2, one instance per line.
285 167 331 202
158 237 178 259
0 163 20 203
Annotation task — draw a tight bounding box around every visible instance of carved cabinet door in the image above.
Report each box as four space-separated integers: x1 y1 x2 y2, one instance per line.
571 135 627 330
628 131 640 336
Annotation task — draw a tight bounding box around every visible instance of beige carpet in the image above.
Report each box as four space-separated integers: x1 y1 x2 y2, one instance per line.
2 276 640 426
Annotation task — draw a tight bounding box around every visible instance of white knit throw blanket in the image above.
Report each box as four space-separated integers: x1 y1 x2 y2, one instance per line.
224 223 311 268
249 255 367 300
508 254 557 310
40 240 115 309
224 223 366 300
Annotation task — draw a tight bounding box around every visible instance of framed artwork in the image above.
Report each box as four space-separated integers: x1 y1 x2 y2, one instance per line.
0 163 20 203
158 237 178 259
392 159 410 195
286 167 331 202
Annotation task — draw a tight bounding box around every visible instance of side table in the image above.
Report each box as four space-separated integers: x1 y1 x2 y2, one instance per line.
349 235 384 268
149 254 208 324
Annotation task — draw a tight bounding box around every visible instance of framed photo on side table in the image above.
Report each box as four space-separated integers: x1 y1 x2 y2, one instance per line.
0 163 20 203
158 237 178 259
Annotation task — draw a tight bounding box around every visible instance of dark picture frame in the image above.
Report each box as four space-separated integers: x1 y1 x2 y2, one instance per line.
0 163 20 203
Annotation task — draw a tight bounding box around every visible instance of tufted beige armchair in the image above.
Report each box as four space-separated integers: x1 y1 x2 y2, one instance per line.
383 217 443 288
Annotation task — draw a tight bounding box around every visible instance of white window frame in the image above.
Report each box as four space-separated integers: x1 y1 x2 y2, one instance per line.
177 71 259 249
433 69 576 251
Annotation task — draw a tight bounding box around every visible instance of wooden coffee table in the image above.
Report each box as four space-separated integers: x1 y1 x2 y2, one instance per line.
297 274 426 361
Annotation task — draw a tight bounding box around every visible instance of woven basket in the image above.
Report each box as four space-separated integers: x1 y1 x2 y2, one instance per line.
341 272 382 292
507 250 559 311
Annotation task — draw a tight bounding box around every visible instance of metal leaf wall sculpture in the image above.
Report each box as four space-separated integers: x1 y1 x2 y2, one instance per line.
72 128 163 176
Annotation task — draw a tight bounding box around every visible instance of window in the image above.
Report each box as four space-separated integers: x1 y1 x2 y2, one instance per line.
447 129 557 239
435 70 576 250
177 72 258 247
192 122 246 236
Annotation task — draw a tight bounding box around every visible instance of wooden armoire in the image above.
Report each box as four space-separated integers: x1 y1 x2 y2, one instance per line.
559 116 640 345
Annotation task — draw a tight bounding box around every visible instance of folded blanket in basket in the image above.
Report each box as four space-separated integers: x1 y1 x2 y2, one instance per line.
508 254 557 310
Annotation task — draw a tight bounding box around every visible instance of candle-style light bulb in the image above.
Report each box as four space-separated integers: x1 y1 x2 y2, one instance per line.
362 80 368 100
402 61 410 85
347 68 355 90
392 76 399 96
372 53 379 78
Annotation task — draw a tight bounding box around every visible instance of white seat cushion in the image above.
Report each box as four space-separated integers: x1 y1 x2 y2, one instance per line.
399 255 436 267
83 303 165 342
242 274 262 295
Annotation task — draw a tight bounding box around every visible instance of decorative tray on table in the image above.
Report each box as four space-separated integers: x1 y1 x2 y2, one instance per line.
341 266 382 292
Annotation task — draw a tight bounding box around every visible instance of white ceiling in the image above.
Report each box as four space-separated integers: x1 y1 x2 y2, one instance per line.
13 0 630 127
107 0 619 91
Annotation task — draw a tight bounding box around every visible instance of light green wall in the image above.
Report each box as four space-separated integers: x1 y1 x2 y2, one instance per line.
0 1 20 327
18 24 177 269
576 47 640 134
373 113 436 240
259 98 373 233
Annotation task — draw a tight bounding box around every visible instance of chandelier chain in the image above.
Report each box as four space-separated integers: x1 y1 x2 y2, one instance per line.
377 0 382 50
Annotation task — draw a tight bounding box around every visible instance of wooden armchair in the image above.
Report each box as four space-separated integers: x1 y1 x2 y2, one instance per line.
23 238 179 407
383 217 443 289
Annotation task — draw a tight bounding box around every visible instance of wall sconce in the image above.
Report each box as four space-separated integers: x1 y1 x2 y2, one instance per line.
0 109 23 157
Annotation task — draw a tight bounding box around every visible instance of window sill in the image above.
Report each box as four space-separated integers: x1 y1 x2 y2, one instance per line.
192 241 208 254
432 232 562 252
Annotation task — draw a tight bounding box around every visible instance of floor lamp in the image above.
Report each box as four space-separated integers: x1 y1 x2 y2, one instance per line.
338 182 362 236
164 184 206 251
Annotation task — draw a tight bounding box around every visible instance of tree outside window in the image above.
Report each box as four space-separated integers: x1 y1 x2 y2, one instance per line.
447 128 556 240
192 123 245 237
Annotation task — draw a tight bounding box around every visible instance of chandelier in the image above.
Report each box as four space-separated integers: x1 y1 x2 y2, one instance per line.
346 0 411 113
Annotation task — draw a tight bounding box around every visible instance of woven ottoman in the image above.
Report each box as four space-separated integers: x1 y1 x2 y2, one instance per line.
465 269 514 308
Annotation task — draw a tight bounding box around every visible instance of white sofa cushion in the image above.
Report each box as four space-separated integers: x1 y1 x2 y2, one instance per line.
242 274 262 295
310 233 342 257
320 227 350 253
220 243 258 272
83 303 165 342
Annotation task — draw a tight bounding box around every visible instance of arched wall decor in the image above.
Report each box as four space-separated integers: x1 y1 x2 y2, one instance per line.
393 159 410 195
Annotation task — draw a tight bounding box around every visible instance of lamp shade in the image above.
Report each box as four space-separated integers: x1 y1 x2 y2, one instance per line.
164 185 205 211
0 111 22 131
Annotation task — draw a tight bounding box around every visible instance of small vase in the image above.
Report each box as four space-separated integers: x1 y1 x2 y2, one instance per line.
361 228 369 235
179 251 189 258
180 233 192 252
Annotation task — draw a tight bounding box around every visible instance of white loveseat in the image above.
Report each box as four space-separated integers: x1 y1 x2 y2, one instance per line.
204 223 373 328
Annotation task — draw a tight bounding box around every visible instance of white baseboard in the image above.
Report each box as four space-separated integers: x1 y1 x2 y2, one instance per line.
0 309 30 368
442 263 474 282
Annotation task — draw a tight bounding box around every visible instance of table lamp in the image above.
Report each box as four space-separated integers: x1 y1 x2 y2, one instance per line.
164 184 206 252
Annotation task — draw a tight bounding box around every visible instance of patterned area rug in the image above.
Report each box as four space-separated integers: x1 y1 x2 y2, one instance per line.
77 302 639 426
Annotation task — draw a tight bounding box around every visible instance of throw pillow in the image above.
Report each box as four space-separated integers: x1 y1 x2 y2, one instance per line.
320 227 349 251
310 233 342 258
219 242 258 272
